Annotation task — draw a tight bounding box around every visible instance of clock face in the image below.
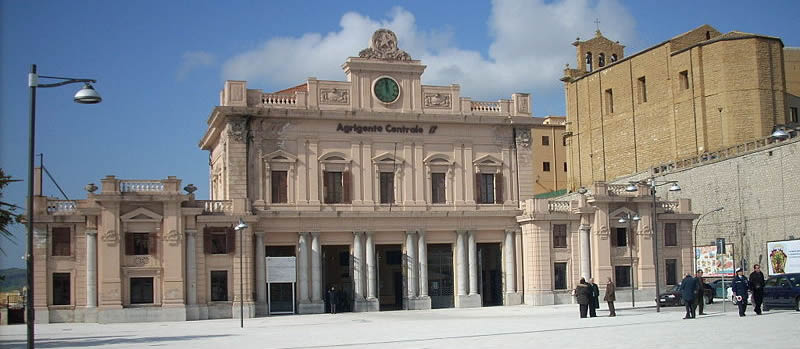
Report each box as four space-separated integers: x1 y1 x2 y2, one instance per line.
373 77 400 104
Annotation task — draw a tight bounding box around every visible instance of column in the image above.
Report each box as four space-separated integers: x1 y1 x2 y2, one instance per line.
406 230 418 298
255 232 267 307
308 141 320 204
353 232 364 300
456 230 467 296
366 232 377 299
504 229 516 293
468 231 478 295
185 230 197 306
86 230 98 308
311 232 322 302
298 232 309 302
579 219 592 280
417 230 428 297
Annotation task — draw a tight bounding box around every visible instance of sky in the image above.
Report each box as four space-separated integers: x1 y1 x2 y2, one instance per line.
1 0 799 268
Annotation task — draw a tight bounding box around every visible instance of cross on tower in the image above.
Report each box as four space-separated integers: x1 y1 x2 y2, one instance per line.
594 18 601 32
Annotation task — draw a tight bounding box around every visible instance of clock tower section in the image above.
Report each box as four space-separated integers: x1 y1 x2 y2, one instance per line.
342 29 426 113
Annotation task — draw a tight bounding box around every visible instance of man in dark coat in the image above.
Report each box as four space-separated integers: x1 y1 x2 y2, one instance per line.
749 264 765 315
603 277 616 317
731 268 750 317
695 269 707 315
588 278 600 317
574 278 590 318
679 273 698 319
327 285 338 314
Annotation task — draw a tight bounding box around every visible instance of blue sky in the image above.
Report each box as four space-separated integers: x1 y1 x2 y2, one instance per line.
1 0 799 268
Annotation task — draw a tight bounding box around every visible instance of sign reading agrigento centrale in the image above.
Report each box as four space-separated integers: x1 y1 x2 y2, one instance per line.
336 123 438 135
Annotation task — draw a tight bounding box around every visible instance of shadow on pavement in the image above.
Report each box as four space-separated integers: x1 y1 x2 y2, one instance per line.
0 334 234 348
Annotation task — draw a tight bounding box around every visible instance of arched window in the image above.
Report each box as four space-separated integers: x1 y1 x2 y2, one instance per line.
610 54 618 63
598 53 605 67
585 52 593 72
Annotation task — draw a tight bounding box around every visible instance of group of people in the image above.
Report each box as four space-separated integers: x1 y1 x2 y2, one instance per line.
573 277 617 318
679 264 766 319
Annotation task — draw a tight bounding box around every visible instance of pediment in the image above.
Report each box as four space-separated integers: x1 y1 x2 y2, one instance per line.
121 207 163 222
372 152 404 164
473 154 503 166
423 154 453 165
609 207 638 219
263 149 297 162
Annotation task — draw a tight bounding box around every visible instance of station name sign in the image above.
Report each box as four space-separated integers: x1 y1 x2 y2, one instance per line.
336 123 438 135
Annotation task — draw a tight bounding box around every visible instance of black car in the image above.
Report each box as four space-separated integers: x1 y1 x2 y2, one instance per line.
657 283 714 306
763 273 800 312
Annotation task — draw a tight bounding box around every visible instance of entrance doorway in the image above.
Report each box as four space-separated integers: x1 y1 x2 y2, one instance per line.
427 244 454 309
376 244 403 311
266 246 295 313
478 243 502 306
322 245 352 313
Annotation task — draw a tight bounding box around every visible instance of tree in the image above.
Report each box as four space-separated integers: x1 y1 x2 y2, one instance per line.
0 168 23 255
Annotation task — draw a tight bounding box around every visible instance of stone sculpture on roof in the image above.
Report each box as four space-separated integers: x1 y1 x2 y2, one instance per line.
358 28 412 61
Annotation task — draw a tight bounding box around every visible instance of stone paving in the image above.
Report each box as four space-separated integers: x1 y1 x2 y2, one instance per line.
1 301 797 348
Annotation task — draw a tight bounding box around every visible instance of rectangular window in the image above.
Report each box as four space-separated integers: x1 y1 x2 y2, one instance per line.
553 224 567 248
52 227 71 256
379 172 395 204
665 259 678 286
543 162 551 172
132 233 150 255
614 266 631 287
542 136 549 146
637 76 647 103
271 170 288 203
679 71 690 90
664 223 678 247
790 107 798 123
130 277 154 304
554 262 568 290
323 171 343 204
605 89 614 113
210 271 228 301
614 227 627 247
478 173 495 204
431 173 446 204
562 137 567 146
52 273 70 305
210 232 228 254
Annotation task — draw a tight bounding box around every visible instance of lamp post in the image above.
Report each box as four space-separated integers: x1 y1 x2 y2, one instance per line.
693 207 724 273
234 218 248 328
618 213 640 308
26 64 101 349
625 177 680 313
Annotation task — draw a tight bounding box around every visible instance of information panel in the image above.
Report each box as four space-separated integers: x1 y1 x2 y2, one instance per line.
767 239 800 275
266 256 296 283
695 244 735 276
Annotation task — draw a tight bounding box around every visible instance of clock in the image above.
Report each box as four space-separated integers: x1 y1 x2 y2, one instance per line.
373 76 400 104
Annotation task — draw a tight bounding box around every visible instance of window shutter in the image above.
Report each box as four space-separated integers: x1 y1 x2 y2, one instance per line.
279 172 288 203
149 233 157 255
495 172 503 203
610 228 618 246
226 227 236 254
125 233 134 255
203 228 212 254
475 173 482 203
323 171 330 204
343 171 352 203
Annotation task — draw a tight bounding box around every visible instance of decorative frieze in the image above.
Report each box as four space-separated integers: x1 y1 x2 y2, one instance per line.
424 93 451 108
319 88 349 104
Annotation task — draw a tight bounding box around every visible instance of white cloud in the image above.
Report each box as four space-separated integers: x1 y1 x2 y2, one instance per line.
177 51 216 80
221 0 636 111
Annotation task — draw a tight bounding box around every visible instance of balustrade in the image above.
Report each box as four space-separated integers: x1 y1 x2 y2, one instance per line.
47 200 76 214
262 93 296 106
120 181 164 192
470 101 501 112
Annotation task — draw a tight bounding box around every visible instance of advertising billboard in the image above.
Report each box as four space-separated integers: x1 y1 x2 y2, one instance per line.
695 244 735 276
766 239 800 275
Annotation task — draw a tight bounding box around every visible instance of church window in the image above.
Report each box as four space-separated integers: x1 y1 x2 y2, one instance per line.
637 76 647 103
585 52 593 72
605 89 614 113
598 53 605 67
679 71 690 90
610 54 618 63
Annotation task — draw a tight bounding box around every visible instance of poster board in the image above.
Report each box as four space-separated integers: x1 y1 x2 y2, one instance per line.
695 244 735 276
266 256 296 283
766 239 800 275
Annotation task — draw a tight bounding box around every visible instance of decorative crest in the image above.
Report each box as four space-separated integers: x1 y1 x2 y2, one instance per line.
358 29 411 61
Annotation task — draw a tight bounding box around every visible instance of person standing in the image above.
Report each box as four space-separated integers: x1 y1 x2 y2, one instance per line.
731 268 750 317
679 273 698 319
695 269 707 315
603 277 616 317
749 264 765 315
327 285 338 314
588 278 600 318
574 278 590 318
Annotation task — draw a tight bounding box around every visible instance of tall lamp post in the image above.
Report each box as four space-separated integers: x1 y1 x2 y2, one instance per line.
693 207 724 272
625 177 680 313
234 218 248 328
618 213 640 308
26 64 101 349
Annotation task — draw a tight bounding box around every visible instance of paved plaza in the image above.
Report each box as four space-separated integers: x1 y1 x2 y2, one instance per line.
2 302 797 349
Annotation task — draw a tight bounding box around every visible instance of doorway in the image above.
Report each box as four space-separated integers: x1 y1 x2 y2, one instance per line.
376 244 403 311
478 243 502 306
322 245 352 313
427 244 454 309
266 246 295 314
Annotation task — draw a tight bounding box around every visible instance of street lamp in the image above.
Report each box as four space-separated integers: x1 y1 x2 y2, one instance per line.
618 213 640 308
626 177 680 313
693 207 724 273
26 64 101 349
234 217 248 328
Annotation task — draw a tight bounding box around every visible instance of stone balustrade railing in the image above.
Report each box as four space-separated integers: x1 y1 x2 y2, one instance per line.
120 181 165 193
47 200 77 214
659 201 679 213
101 176 181 194
548 200 571 213
196 200 233 214
607 184 637 196
262 93 297 106
470 101 501 112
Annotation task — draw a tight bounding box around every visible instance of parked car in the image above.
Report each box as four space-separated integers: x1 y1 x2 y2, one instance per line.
763 273 800 312
710 279 732 299
657 283 714 307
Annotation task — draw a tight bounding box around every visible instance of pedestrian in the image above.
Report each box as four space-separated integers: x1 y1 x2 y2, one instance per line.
603 277 616 317
327 285 338 314
695 269 707 315
749 264 765 315
573 277 590 318
731 268 750 317
679 273 698 319
588 278 600 317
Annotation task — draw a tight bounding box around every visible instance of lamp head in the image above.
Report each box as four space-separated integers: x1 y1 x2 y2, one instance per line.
771 128 790 140
624 183 638 192
668 182 681 192
577 187 588 195
632 215 640 221
74 83 102 104
618 217 627 223
234 218 248 231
